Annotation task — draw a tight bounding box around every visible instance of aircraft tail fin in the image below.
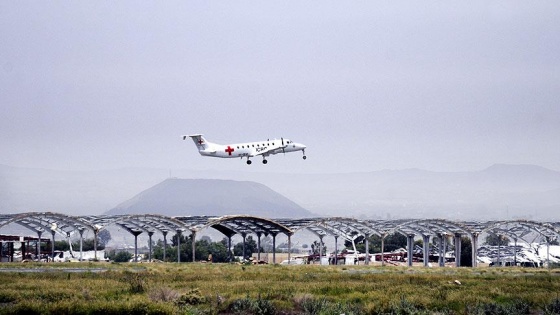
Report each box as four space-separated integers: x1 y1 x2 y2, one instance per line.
184 134 210 151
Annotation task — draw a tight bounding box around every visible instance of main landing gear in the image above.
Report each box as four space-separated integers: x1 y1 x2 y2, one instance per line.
246 159 252 165
262 159 268 164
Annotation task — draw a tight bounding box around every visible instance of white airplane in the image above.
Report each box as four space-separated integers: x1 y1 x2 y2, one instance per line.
184 134 307 165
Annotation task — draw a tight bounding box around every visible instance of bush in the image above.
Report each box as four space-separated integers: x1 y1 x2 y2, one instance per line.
111 251 133 262
176 288 204 306
148 286 180 302
296 295 363 315
229 295 276 315
123 272 146 294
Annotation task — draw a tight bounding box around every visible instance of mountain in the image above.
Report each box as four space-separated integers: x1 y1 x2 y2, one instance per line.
262 164 560 220
2 163 559 220
105 178 314 218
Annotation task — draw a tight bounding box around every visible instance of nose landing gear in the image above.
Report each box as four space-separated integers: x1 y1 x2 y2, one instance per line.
302 150 307 160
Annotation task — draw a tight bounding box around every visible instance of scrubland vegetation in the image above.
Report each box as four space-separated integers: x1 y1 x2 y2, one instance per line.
1 263 560 314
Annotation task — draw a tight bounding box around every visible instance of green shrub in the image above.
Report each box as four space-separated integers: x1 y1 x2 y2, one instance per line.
123 272 146 294
112 251 133 262
177 288 205 306
148 286 180 302
228 295 276 315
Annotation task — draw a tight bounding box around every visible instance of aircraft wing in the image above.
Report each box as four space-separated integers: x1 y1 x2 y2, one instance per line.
249 144 287 157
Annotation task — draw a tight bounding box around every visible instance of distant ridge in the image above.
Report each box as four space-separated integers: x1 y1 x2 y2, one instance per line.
104 178 314 218
2 164 559 220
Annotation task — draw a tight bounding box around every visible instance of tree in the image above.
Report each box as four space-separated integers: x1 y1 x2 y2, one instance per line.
54 240 70 251
355 233 408 254
485 234 509 246
71 238 104 251
97 230 112 247
108 250 132 262
233 235 260 258
310 240 327 255
151 235 230 263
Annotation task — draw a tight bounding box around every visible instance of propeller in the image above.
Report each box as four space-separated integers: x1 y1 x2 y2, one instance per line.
281 137 285 154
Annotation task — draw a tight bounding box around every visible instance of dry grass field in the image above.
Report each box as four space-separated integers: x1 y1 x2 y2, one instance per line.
1 262 560 314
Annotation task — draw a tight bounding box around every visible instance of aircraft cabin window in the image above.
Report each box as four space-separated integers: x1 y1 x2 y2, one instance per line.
252 144 254 147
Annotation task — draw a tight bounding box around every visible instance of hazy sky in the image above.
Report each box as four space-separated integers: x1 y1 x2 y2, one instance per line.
2 1 559 174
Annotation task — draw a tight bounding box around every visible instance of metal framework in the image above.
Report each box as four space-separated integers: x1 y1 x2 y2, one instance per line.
1 212 559 267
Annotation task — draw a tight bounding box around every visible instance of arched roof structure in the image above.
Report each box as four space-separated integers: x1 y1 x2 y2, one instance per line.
0 212 94 237
1 212 559 242
83 214 189 235
1 212 559 266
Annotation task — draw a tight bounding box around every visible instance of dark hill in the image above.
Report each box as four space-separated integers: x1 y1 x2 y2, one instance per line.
104 178 314 218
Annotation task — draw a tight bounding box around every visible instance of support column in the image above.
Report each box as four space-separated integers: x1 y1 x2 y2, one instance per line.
37 230 42 262
242 233 247 262
422 234 430 267
365 234 370 265
471 233 479 268
191 231 196 263
407 234 414 267
272 233 277 264
381 234 386 267
454 233 462 267
51 229 56 262
319 235 324 265
257 232 262 261
148 231 154 262
66 232 71 259
162 231 168 262
132 231 142 262
79 229 84 262
443 234 447 267
227 236 232 262
9 242 14 262
21 240 26 261
287 234 292 264
497 235 501 267
93 229 98 261
437 234 443 267
334 235 338 265
176 230 182 263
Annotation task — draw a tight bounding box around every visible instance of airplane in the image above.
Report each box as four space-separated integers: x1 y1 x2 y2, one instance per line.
184 134 307 165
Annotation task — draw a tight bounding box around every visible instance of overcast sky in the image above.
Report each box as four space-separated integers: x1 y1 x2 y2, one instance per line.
1 1 559 174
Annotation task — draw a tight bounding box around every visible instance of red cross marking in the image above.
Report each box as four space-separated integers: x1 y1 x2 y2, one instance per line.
198 139 204 145
225 146 235 156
